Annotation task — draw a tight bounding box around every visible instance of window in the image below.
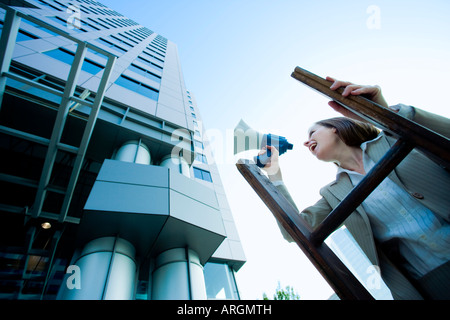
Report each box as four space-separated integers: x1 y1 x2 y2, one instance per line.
136 56 163 71
43 48 74 64
148 44 165 55
48 16 68 27
47 16 86 33
88 18 110 29
80 20 100 31
128 64 161 83
146 46 165 59
115 75 159 101
195 153 207 164
203 262 239 299
86 47 107 59
142 50 164 64
81 59 104 74
95 37 127 54
38 0 62 11
193 167 212 182
119 32 140 44
99 18 117 29
193 139 203 149
21 20 60 37
53 0 68 9
43 48 105 74
109 35 133 48
16 30 39 42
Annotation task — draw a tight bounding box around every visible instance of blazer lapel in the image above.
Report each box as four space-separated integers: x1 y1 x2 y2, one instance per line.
324 133 407 265
328 174 370 224
322 133 417 267
328 173 353 202
366 134 404 187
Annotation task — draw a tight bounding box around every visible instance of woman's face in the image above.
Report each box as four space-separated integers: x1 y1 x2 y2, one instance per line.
303 124 341 162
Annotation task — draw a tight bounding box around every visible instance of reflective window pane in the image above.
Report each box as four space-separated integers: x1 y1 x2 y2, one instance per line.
43 48 104 74
82 59 104 74
43 48 74 65
193 167 212 183
204 262 239 299
115 75 159 101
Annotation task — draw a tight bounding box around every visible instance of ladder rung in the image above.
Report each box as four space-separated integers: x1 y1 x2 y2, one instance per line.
310 138 414 245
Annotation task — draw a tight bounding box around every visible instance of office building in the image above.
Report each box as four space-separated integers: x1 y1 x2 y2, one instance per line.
0 0 246 300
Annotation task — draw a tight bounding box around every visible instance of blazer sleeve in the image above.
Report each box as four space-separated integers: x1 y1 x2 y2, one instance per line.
393 103 450 138
274 183 332 243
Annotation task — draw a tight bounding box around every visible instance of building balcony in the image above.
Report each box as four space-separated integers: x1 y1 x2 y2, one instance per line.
79 159 227 265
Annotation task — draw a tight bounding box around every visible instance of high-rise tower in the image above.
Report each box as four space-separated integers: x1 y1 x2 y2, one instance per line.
0 0 245 300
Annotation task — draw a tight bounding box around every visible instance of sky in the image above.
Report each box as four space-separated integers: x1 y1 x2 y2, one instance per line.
101 0 450 300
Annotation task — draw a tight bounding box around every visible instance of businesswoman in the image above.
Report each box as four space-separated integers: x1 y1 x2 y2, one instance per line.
260 77 450 300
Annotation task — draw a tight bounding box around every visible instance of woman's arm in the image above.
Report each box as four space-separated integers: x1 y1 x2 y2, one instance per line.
258 146 333 242
327 77 450 138
326 76 393 120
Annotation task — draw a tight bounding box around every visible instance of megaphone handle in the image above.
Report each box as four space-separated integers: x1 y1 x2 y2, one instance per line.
255 151 271 168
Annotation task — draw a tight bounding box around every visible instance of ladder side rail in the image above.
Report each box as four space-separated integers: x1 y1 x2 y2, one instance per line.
236 160 374 300
310 139 414 245
291 66 450 168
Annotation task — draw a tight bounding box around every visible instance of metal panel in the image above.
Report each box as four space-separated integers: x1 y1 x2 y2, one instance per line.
96 159 169 188
84 181 170 215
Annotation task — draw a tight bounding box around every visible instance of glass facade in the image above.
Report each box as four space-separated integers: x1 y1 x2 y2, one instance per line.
21 20 60 36
204 262 240 299
127 64 161 83
0 0 244 300
136 56 163 72
16 30 38 41
114 75 159 100
43 48 105 74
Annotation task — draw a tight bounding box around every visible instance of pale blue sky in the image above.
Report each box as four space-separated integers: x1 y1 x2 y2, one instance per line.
101 0 450 299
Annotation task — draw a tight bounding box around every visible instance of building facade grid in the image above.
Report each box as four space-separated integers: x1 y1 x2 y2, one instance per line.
0 0 245 300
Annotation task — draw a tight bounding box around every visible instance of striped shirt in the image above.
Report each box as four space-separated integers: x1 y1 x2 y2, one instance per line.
337 135 450 279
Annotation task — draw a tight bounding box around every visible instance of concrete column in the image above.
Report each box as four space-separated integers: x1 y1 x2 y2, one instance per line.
151 248 206 300
58 237 136 300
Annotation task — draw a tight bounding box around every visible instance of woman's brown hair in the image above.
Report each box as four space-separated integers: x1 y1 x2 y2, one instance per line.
314 117 380 147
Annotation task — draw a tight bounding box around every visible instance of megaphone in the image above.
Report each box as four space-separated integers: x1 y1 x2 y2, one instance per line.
234 119 293 168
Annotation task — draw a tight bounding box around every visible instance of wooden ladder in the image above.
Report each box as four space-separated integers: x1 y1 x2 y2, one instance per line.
236 67 450 299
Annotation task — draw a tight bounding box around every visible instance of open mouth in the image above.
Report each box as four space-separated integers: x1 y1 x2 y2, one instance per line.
309 142 317 153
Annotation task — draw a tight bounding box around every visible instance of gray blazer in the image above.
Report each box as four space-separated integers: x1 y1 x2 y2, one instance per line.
276 104 450 300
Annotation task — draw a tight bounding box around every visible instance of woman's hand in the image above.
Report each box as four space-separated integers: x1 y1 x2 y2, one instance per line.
326 76 391 120
258 145 283 182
